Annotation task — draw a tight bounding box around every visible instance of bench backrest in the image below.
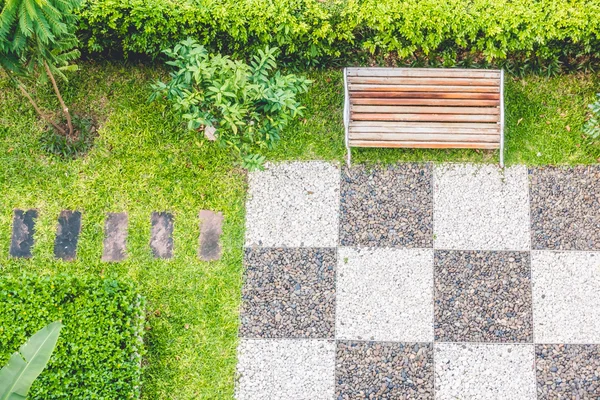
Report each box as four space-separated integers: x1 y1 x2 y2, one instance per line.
343 67 505 166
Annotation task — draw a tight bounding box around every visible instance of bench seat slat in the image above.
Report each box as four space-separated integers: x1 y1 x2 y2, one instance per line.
351 98 499 107
350 126 500 134
350 133 501 143
351 91 500 99
351 121 500 129
351 105 500 115
349 140 500 149
352 113 500 122
349 84 499 93
348 77 499 86
346 68 501 79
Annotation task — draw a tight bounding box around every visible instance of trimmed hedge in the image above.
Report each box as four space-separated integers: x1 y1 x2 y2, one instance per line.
0 274 145 399
78 0 600 70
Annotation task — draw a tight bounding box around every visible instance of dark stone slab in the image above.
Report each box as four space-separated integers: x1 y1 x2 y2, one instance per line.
150 212 173 259
336 341 434 399
240 247 336 338
536 344 600 399
434 250 533 343
10 209 37 258
198 210 223 261
339 163 433 248
102 212 128 262
54 210 82 261
530 165 600 250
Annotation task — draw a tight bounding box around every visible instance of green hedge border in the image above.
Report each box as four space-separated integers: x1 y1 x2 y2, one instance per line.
78 0 600 70
0 274 145 399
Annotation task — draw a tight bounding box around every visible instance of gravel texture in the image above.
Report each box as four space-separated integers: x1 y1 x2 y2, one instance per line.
530 166 600 250
434 250 533 342
536 344 600 399
245 161 340 247
531 251 600 343
339 163 433 248
236 339 335 400
336 248 433 342
435 343 536 400
434 164 530 250
240 248 336 338
335 341 433 399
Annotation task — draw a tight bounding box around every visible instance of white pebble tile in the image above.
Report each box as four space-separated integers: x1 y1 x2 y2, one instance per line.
235 339 335 400
245 161 340 247
532 251 600 343
435 343 536 400
433 164 530 251
336 247 434 342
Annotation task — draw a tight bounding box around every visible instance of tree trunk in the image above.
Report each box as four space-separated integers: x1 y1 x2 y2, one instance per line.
43 60 73 137
13 77 67 135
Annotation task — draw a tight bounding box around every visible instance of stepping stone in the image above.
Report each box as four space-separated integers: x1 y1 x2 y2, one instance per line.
198 210 223 261
102 212 128 262
10 209 37 258
150 212 173 259
54 210 82 261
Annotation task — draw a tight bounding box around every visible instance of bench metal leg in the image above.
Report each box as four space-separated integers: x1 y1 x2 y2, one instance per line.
346 146 351 167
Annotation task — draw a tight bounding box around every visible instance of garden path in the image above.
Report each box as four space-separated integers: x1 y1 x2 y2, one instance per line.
237 161 600 399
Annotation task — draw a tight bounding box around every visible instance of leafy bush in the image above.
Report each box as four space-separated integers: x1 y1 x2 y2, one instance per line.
77 0 600 72
0 274 145 399
584 94 600 140
151 39 310 169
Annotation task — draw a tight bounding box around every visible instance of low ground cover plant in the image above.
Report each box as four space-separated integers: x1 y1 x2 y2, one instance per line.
151 39 310 169
0 274 145 399
585 94 600 140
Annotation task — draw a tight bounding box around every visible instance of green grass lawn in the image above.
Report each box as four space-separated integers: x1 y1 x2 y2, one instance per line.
0 62 598 399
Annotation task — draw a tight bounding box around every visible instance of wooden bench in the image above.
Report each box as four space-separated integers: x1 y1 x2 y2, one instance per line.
343 67 505 166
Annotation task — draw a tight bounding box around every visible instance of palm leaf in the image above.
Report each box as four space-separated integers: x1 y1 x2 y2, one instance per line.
0 321 63 400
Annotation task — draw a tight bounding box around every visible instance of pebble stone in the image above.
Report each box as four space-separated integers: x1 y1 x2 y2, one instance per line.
435 343 536 400
434 250 533 342
339 163 433 248
336 247 433 342
536 344 600 399
335 341 433 399
434 164 530 250
236 339 335 400
529 165 600 250
245 161 340 247
240 248 336 338
532 251 600 343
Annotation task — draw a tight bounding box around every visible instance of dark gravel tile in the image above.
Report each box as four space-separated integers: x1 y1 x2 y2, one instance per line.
339 163 433 248
434 250 533 343
335 341 433 399
240 248 336 338
530 166 600 250
536 344 600 399
10 209 37 258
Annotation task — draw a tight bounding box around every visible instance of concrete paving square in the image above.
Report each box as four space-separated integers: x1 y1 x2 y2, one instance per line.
434 250 533 343
336 248 433 342
335 341 433 399
240 248 336 338
339 163 433 248
434 164 530 251
245 162 340 247
532 251 600 343
236 339 335 400
530 165 600 250
435 343 536 400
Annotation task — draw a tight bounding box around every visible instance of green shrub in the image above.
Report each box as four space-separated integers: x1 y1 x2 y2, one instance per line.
150 39 310 169
77 0 600 72
584 94 600 140
0 274 145 399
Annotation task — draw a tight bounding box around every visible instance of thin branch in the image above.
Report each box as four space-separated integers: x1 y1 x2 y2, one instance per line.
43 60 73 137
7 71 66 135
